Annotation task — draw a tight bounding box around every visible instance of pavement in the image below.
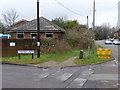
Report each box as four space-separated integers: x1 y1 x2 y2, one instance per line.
33 56 78 67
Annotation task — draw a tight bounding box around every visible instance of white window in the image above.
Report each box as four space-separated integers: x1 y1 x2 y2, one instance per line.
45 32 53 38
17 32 24 39
31 32 37 39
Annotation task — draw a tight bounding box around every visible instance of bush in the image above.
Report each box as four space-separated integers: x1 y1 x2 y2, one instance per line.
41 39 71 54
63 29 93 49
40 29 93 54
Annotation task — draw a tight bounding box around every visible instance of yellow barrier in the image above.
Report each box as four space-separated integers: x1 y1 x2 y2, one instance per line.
97 48 112 59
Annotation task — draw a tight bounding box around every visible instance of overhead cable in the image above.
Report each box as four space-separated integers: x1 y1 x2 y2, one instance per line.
54 0 81 16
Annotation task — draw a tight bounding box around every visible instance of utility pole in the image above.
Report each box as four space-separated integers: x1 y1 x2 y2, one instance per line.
37 0 40 58
93 0 96 31
92 0 96 53
87 16 89 30
87 16 90 55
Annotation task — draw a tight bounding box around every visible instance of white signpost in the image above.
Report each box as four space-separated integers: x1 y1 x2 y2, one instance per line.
18 50 35 59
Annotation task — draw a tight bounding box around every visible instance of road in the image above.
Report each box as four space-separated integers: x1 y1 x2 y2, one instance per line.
2 40 119 88
96 40 119 64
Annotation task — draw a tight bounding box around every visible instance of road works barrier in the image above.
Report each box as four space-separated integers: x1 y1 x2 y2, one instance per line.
97 48 112 59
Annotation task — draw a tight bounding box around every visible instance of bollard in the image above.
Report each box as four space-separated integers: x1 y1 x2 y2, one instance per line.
79 50 84 59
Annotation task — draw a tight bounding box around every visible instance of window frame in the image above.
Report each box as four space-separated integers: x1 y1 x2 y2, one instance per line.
45 32 54 38
17 32 24 39
31 32 37 39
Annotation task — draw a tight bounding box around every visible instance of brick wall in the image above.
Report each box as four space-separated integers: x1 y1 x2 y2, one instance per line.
11 32 62 39
40 32 45 39
114 30 120 39
12 32 17 39
54 32 62 39
24 33 30 39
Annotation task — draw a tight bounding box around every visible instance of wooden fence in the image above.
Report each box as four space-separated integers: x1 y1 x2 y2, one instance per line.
2 39 37 57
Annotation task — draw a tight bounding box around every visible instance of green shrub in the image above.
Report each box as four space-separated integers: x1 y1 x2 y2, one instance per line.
40 29 93 54
63 29 93 49
41 39 71 54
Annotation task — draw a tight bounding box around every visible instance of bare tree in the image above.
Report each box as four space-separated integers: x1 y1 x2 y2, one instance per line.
94 24 115 40
2 9 19 27
0 20 7 33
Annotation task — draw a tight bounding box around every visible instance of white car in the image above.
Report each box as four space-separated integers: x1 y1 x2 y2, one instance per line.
113 40 120 45
105 40 112 44
110 38 114 41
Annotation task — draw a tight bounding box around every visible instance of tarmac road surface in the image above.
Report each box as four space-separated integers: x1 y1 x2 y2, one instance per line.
2 40 119 88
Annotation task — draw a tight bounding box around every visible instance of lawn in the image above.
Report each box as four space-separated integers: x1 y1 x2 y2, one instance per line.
74 45 111 65
1 50 80 64
74 53 108 65
1 45 111 65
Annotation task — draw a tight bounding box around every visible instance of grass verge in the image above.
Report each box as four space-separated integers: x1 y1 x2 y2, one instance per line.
74 46 112 65
1 50 80 64
1 45 112 65
74 53 109 65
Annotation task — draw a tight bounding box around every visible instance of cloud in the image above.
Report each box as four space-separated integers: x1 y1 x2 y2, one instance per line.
0 0 119 27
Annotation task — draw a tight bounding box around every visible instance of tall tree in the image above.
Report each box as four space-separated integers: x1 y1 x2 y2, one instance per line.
2 9 19 27
94 24 115 40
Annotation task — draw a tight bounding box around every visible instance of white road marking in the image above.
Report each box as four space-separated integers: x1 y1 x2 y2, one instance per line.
82 69 94 75
67 78 87 88
51 70 60 75
114 59 118 64
89 68 92 71
74 78 87 87
42 69 48 71
34 73 50 81
38 73 49 78
57 73 72 81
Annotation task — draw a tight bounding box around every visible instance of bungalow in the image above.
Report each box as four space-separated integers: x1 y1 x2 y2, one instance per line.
9 17 65 39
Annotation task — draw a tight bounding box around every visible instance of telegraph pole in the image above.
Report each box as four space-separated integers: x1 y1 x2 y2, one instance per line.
92 0 96 53
93 0 96 31
87 16 89 30
37 0 40 58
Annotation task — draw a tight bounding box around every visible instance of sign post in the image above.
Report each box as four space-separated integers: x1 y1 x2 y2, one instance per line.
32 54 34 59
18 50 35 59
19 54 20 59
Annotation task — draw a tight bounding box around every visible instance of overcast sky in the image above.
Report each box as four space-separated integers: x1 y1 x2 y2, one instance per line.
0 0 119 27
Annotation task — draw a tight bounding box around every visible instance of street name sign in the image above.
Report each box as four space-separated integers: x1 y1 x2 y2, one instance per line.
18 50 35 59
18 50 34 54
